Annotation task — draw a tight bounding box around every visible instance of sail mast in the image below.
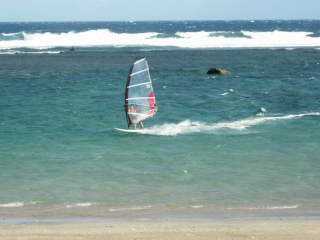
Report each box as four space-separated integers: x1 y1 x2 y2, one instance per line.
125 64 134 128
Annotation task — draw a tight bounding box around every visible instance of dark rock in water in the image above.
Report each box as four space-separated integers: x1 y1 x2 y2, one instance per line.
207 68 230 75
69 47 75 52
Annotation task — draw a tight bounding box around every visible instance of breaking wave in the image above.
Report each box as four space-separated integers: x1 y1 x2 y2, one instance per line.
0 50 61 55
0 32 24 41
136 112 320 136
1 29 320 49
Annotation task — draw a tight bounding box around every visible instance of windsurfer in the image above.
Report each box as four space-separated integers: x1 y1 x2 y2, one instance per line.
128 105 137 113
123 58 157 131
138 121 144 129
128 104 144 129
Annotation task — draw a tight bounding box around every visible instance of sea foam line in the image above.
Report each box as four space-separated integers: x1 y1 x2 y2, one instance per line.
65 202 95 208
227 205 299 211
0 201 40 208
0 202 25 208
0 50 61 55
108 205 152 212
136 112 320 136
1 29 320 49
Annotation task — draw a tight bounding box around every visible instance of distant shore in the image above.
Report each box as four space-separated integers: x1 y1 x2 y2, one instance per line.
1 219 320 240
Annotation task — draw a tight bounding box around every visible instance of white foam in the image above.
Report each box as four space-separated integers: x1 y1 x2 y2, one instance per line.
227 205 299 210
2 33 19 37
0 202 24 208
136 112 320 136
190 205 204 209
23 50 61 54
0 50 61 55
66 202 95 208
0 30 320 50
260 107 267 113
0 51 17 55
108 205 152 212
260 205 299 210
221 89 235 96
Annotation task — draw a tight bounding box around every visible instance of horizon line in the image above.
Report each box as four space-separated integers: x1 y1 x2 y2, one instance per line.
0 18 320 23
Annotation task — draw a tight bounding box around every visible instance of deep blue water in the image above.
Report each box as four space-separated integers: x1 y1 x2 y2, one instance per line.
1 20 320 34
0 21 320 213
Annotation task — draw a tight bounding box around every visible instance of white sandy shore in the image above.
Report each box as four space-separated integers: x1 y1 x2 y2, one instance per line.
1 220 320 240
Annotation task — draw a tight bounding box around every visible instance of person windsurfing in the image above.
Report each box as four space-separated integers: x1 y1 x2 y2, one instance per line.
127 104 144 129
124 58 157 129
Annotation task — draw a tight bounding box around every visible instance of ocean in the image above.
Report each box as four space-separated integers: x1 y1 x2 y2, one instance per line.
0 21 320 219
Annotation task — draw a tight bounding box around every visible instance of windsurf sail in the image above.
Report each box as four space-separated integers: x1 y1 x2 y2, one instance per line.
125 58 157 128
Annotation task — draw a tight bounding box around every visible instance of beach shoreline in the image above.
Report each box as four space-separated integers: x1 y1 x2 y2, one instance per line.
1 205 320 239
1 203 320 221
1 219 320 240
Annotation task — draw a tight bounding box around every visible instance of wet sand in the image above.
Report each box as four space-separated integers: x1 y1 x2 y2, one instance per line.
1 220 320 240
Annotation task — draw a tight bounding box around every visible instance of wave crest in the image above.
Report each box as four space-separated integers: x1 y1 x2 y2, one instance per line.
0 32 25 41
0 50 61 55
1 29 320 49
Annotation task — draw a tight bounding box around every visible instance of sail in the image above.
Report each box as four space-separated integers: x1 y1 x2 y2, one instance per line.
125 58 157 127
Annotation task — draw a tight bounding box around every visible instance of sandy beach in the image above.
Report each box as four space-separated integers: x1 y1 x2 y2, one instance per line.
1 220 320 240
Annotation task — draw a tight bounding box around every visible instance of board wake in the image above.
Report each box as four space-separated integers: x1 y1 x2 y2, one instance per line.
116 112 320 136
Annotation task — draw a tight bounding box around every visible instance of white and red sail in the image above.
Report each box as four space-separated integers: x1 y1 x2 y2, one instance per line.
125 58 157 127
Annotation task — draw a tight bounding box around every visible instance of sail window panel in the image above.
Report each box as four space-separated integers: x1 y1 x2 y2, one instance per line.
130 71 151 86
132 59 148 72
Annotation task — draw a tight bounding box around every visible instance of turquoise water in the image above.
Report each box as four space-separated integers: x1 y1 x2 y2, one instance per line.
1 49 320 210
0 21 320 213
